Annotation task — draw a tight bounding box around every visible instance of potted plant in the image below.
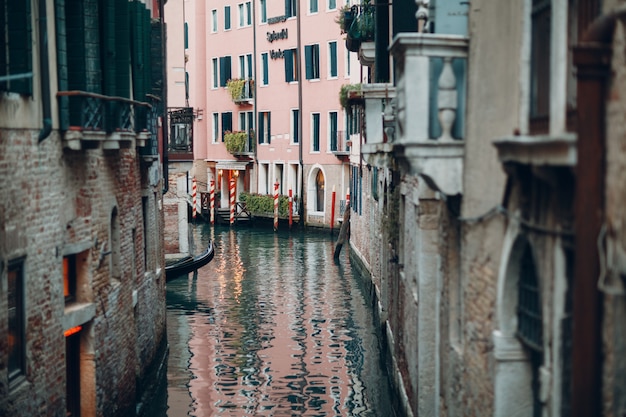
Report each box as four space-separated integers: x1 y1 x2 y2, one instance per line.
339 83 362 111
224 130 247 154
345 3 374 52
335 4 356 34
226 79 246 101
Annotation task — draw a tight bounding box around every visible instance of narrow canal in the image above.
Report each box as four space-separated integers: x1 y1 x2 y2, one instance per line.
153 224 394 416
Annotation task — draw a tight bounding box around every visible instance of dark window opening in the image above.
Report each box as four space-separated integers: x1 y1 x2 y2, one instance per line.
8 258 26 385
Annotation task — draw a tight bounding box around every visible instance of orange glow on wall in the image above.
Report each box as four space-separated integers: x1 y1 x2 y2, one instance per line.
64 326 82 337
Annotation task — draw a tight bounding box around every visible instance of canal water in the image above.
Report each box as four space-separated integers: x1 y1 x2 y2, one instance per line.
154 224 394 416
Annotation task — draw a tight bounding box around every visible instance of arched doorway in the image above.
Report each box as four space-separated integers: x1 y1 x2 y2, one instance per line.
315 170 325 212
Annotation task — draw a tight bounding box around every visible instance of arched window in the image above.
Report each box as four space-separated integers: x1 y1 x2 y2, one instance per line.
315 170 325 212
517 241 543 417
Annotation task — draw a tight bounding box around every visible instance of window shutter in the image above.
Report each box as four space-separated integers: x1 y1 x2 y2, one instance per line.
267 112 271 144
6 0 33 94
258 113 265 143
330 42 337 77
293 109 299 143
285 0 291 16
305 45 313 80
222 112 232 141
262 53 268 84
115 0 130 98
220 57 226 86
225 56 232 83
284 49 293 82
184 22 189 48
247 54 253 79
225 6 231 30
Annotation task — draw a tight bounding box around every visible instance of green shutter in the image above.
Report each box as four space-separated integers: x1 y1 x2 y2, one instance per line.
305 45 312 80
258 112 264 143
262 53 268 85
184 22 189 49
330 42 337 77
5 0 32 94
284 49 293 82
225 6 231 30
267 112 271 144
115 0 130 97
55 0 69 129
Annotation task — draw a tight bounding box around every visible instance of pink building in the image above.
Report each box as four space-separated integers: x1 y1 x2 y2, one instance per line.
166 0 363 228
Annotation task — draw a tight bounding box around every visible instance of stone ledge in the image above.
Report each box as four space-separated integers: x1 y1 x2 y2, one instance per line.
493 133 577 166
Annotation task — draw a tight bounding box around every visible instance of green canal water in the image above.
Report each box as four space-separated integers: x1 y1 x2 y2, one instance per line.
151 224 394 416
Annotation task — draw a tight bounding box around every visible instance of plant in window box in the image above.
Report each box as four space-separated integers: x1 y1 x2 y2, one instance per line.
226 79 246 101
345 3 374 52
336 4 357 34
339 83 362 111
224 130 247 154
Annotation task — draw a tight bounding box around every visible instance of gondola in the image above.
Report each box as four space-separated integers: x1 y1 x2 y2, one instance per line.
165 240 215 281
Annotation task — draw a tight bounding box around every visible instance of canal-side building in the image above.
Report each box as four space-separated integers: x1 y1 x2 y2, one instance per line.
0 1 168 416
349 0 626 416
165 0 362 229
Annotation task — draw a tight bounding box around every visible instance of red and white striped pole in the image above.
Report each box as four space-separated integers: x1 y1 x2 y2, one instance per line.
288 188 293 229
273 180 279 231
330 185 336 235
229 176 236 225
209 179 215 225
192 177 197 220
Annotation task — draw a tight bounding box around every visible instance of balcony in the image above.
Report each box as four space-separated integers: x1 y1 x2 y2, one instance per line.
227 79 254 105
225 130 255 158
168 107 195 161
361 83 396 169
343 4 375 67
387 33 469 195
331 131 351 160
57 91 151 151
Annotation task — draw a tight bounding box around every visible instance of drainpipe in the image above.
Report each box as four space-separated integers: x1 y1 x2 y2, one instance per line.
38 0 52 142
297 0 304 224
572 6 626 417
161 0 169 193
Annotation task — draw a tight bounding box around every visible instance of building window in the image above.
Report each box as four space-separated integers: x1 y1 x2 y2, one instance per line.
310 0 318 14
315 170 325 212
184 22 189 49
284 48 299 82
261 52 269 85
258 111 271 144
260 0 267 23
239 2 251 27
110 207 121 281
329 111 338 151
221 112 233 141
239 111 247 130
8 258 26 385
212 9 218 32
219 56 232 87
305 44 320 80
285 0 297 17
292 109 300 144
247 54 253 78
225 5 231 30
239 55 246 78
246 2 252 25
142 197 148 270
329 41 337 78
212 57 218 88
328 0 336 9
529 0 551 134
212 112 219 143
63 255 77 303
517 241 544 417
0 0 33 94
346 47 351 77
312 113 320 152
65 329 81 417
239 3 245 26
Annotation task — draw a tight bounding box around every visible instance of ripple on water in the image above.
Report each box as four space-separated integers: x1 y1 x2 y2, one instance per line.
159 226 393 417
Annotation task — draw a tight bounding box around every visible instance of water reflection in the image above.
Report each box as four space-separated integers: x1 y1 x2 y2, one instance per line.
160 225 392 416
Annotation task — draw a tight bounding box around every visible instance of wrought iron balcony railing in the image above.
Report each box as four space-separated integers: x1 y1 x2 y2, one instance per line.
331 131 351 157
168 107 195 159
57 90 151 150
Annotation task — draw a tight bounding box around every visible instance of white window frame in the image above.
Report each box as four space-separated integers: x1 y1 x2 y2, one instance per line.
259 0 267 23
212 9 218 32
212 57 218 89
311 112 321 153
212 113 219 143
328 40 338 79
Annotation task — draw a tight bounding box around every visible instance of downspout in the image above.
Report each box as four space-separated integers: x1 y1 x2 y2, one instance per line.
161 0 169 194
572 6 626 417
38 0 52 142
297 0 304 225
252 0 258 170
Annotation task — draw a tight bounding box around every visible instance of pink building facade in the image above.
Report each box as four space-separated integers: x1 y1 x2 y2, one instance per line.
166 0 363 228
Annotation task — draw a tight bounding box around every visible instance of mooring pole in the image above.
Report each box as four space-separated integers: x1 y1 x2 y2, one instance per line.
273 180 279 231
288 188 293 229
330 185 336 235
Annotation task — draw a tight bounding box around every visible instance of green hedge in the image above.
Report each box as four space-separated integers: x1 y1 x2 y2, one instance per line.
239 192 293 217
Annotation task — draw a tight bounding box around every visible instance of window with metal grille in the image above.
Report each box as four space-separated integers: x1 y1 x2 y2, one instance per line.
0 0 32 94
517 242 543 352
529 0 551 134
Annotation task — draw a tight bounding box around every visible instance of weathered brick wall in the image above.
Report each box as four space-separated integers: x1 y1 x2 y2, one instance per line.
0 128 166 416
163 173 185 254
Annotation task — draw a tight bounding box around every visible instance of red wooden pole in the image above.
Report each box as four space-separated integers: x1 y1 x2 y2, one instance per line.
209 180 215 225
273 181 279 231
330 185 336 235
